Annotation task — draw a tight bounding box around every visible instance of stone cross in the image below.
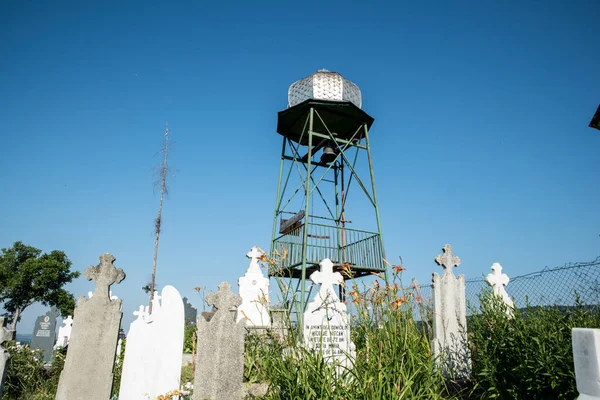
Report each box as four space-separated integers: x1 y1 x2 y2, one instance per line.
56 253 125 400
431 244 470 378
310 258 343 301
84 253 126 303
246 246 264 274
206 282 242 320
62 316 73 327
486 263 514 310
435 244 461 276
194 282 245 400
0 317 14 398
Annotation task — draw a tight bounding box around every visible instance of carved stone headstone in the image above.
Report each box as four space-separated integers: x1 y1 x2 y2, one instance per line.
0 317 15 398
193 282 246 400
56 253 126 400
237 246 271 327
573 328 600 399
303 258 355 369
119 285 185 399
54 315 73 349
31 306 59 363
485 263 514 313
183 297 197 324
432 244 471 378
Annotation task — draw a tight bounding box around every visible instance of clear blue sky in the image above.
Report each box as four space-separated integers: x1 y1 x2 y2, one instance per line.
1 1 599 335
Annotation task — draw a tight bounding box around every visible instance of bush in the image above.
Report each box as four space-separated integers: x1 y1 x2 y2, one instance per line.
469 291 600 399
2 342 65 400
243 258 450 399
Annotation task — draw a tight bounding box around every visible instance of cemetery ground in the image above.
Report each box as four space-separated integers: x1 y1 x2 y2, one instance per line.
2 254 600 399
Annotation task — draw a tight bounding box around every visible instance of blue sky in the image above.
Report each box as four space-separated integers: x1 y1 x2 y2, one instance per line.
1 1 599 335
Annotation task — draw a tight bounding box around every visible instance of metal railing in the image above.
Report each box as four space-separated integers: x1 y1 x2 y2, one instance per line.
272 222 385 273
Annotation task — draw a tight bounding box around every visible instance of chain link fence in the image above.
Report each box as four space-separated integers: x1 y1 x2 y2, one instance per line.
414 256 600 318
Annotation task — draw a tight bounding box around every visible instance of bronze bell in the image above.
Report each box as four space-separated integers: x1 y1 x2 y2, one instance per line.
320 143 338 164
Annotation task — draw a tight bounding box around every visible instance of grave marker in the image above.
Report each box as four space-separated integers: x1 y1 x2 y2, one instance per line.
237 246 271 327
54 315 73 349
55 253 126 400
193 282 245 400
31 306 59 363
573 328 600 399
0 317 15 398
303 258 355 369
485 263 514 312
432 244 471 378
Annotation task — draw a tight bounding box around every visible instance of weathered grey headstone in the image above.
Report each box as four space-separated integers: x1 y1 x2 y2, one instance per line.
56 253 126 400
485 262 514 313
303 258 355 370
432 244 471 378
237 246 271 327
573 328 600 399
193 282 246 400
0 317 15 398
183 297 197 324
31 306 59 363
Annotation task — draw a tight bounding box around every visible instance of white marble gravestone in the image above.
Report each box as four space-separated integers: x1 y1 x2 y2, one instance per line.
432 244 471 378
573 328 600 400
485 263 514 313
303 258 355 369
236 246 271 327
119 286 185 400
54 316 73 349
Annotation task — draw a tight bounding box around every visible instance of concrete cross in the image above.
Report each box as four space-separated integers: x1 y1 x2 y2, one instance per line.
0 317 14 345
206 282 242 321
62 316 73 328
246 246 264 274
435 244 461 275
48 306 59 320
84 253 126 303
486 263 514 310
133 305 146 321
310 258 343 301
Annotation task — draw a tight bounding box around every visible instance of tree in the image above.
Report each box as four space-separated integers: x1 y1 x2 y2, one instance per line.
149 124 170 313
0 241 81 332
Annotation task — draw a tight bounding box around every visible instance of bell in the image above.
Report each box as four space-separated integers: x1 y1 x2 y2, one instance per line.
320 144 337 164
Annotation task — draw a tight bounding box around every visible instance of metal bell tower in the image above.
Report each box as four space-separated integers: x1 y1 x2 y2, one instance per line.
269 69 388 317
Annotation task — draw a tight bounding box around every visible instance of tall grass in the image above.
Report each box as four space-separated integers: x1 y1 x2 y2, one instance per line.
245 254 450 399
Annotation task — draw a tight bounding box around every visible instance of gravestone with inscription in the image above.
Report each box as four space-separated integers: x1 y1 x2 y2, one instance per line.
56 253 126 400
432 244 471 378
303 258 355 369
193 282 246 400
31 307 59 363
237 246 271 327
0 317 15 398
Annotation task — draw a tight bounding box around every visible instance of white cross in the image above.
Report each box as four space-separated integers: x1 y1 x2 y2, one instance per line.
246 246 264 274
486 263 514 311
133 305 146 321
310 258 343 302
62 316 73 328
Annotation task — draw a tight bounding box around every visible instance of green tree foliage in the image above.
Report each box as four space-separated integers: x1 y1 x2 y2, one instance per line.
0 241 81 332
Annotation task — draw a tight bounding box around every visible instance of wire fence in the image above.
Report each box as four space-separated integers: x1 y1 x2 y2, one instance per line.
416 256 600 317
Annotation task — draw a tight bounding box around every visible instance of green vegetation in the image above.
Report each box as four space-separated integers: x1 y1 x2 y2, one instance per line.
0 241 81 332
2 343 65 400
469 291 600 399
